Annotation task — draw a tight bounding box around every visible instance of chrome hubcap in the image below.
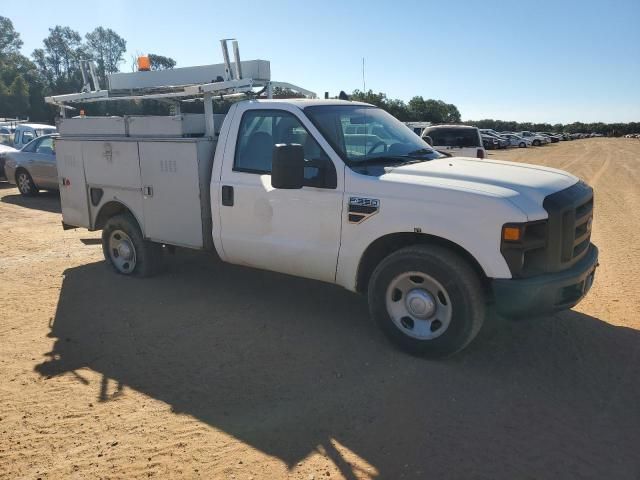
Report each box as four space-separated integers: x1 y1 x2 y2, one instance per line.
108 230 136 274
386 272 453 340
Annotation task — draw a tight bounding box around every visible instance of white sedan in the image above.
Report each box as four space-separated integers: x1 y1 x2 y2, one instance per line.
502 133 531 148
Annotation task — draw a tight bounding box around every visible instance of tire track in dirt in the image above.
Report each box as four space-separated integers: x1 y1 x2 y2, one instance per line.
587 156 611 187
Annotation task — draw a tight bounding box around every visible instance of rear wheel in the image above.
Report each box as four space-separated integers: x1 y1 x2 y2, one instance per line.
519 141 526 148
16 170 38 196
533 139 541 146
102 213 163 277
368 245 485 358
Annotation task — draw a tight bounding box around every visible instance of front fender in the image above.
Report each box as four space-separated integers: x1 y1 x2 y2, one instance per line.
335 175 528 291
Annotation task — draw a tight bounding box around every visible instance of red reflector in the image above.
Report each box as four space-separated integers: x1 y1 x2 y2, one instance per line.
64 178 71 186
477 148 485 159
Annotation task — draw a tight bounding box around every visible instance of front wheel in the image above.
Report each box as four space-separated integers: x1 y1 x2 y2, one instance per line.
16 170 38 196
102 213 163 277
368 245 485 358
519 142 526 148
533 139 541 146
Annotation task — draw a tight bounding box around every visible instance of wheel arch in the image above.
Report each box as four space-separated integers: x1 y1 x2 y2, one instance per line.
355 232 489 294
94 200 143 232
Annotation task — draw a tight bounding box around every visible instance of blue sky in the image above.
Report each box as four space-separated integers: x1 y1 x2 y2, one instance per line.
6 0 640 123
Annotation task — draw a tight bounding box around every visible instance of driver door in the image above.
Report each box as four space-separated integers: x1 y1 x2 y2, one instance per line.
217 105 344 283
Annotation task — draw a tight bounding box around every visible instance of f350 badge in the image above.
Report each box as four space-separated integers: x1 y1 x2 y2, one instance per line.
348 197 380 224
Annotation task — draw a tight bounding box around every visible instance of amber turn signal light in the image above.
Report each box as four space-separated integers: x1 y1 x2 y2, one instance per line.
502 226 521 242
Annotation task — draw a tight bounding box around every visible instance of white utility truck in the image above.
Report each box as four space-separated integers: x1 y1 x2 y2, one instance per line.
47 41 598 357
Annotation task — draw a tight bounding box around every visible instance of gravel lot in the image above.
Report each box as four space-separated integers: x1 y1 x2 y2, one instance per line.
1 138 639 479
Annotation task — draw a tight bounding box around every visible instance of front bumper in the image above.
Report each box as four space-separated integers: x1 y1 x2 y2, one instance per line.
492 244 598 318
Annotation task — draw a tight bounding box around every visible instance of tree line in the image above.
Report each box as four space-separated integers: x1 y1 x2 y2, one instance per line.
1 15 638 135
0 16 177 122
349 89 639 136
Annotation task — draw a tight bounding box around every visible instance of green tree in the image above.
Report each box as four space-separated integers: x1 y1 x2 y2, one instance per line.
350 89 388 107
148 53 176 71
85 27 127 82
271 86 306 98
0 16 23 56
7 75 29 115
33 26 85 93
407 97 461 123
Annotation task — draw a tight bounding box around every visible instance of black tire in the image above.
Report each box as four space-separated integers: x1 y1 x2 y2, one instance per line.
367 245 485 358
102 213 164 277
519 142 526 148
16 169 38 196
533 139 541 146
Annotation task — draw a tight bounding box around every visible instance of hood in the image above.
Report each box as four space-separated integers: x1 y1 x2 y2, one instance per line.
382 157 578 220
0 144 17 154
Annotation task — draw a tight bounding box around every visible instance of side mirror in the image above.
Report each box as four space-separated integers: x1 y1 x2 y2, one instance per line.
423 135 433 146
271 144 304 189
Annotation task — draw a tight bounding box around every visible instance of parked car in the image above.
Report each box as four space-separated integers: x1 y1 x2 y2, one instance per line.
0 143 18 178
422 125 486 158
481 134 500 150
479 128 505 138
481 131 510 149
538 132 561 143
502 133 531 148
12 123 57 150
4 134 59 195
405 121 431 136
517 131 549 146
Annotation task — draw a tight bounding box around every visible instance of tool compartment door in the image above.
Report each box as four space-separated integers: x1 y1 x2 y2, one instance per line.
57 139 90 228
138 141 204 248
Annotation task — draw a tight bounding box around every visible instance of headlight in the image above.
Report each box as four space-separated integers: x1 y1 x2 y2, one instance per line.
500 220 548 277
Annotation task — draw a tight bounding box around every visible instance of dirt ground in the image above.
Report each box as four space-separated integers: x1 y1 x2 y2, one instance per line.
1 138 639 479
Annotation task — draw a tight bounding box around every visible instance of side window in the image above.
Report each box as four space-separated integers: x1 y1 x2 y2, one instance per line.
22 131 34 145
234 109 335 188
36 137 54 155
22 138 40 153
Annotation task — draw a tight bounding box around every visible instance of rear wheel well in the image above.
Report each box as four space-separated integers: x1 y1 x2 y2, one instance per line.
94 201 134 230
356 232 488 294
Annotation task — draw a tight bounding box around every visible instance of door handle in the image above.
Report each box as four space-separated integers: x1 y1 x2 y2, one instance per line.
221 185 234 206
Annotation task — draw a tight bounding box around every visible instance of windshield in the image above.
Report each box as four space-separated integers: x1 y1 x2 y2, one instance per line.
304 105 443 166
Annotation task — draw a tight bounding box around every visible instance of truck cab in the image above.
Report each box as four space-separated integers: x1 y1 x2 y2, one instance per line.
13 123 57 150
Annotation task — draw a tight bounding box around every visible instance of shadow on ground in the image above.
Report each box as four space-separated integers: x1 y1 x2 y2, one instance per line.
1 190 61 213
36 250 640 479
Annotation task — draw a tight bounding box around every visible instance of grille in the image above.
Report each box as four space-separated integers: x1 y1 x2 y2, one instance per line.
542 181 594 272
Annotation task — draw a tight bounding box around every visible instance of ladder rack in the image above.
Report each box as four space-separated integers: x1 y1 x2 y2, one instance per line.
45 39 316 136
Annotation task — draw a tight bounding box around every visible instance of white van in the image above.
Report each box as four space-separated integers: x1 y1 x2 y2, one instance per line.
422 125 486 159
13 123 57 150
